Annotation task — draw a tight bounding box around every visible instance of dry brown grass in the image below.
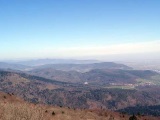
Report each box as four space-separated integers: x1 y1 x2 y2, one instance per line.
0 101 122 120
0 101 160 120
0 102 51 120
0 92 159 120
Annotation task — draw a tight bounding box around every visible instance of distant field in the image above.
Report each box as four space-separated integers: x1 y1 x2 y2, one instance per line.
151 75 160 85
136 78 148 83
135 75 160 85
105 85 135 89
105 75 160 89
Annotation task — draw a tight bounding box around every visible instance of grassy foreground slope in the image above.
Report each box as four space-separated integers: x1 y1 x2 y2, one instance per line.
0 91 159 120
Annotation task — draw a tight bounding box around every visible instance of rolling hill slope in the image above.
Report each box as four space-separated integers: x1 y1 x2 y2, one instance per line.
0 70 160 114
0 62 31 71
34 62 132 72
29 68 160 86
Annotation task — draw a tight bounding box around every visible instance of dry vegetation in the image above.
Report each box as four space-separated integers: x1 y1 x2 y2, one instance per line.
0 102 120 120
0 92 159 120
0 103 50 120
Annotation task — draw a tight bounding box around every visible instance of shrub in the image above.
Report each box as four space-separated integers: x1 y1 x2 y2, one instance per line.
52 111 55 116
129 114 137 120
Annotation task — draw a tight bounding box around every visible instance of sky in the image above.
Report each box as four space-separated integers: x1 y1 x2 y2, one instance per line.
0 0 160 60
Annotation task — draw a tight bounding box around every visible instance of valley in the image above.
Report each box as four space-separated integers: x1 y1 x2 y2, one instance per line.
0 60 160 118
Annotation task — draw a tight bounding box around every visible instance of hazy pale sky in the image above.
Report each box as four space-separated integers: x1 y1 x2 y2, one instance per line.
0 0 160 60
